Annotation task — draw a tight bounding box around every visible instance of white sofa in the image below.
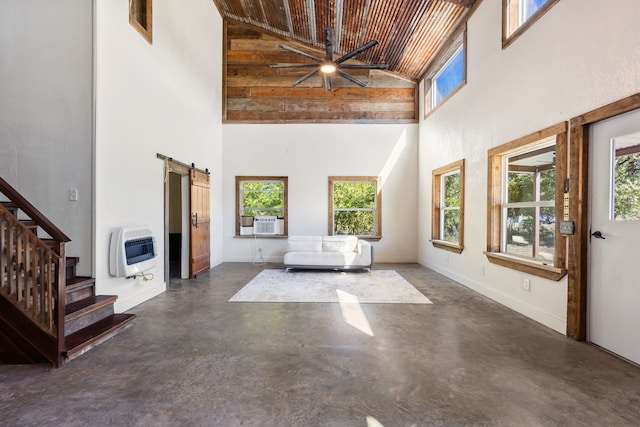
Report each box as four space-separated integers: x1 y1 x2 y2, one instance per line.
283 235 373 272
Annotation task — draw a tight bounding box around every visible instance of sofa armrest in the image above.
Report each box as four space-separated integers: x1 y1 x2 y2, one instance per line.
357 240 373 267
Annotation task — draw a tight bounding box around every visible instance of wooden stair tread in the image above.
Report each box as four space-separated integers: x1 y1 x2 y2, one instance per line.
65 295 118 321
64 313 135 358
65 276 95 288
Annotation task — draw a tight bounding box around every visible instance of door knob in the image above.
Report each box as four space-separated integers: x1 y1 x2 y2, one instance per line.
591 230 605 239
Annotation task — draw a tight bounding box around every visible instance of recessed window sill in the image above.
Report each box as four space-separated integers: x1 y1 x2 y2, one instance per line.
430 240 463 254
235 235 288 239
357 236 382 242
484 252 566 281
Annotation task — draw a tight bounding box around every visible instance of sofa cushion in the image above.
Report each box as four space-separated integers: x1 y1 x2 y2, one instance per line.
284 251 360 267
287 236 323 252
322 236 357 253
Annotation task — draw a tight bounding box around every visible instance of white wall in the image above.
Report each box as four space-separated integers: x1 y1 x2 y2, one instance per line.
95 0 223 312
222 124 419 264
0 0 93 274
418 0 640 333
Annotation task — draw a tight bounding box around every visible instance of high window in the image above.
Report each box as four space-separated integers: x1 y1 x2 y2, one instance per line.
486 123 567 280
424 30 466 117
328 177 381 239
503 0 559 48
129 0 153 44
431 160 465 253
235 177 288 236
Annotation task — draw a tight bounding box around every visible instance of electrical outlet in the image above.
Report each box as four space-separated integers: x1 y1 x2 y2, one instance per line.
69 188 78 201
559 221 575 235
523 279 530 291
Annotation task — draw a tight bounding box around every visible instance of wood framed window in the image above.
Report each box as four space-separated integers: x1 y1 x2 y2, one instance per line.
235 177 288 237
431 159 465 253
129 0 152 44
502 0 559 48
485 122 567 280
424 28 466 118
328 176 381 240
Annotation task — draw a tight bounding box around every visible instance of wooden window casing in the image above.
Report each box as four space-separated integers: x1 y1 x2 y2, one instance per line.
424 29 467 118
328 176 382 240
129 0 152 44
502 0 560 49
431 159 465 253
235 176 288 237
485 122 567 281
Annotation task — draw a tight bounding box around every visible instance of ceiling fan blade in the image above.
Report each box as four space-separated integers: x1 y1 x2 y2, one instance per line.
324 27 334 60
339 64 389 70
335 39 379 65
270 63 320 69
337 70 367 87
292 69 319 87
323 74 332 91
278 44 323 62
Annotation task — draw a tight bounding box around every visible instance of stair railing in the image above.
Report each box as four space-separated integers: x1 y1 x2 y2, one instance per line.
0 176 70 367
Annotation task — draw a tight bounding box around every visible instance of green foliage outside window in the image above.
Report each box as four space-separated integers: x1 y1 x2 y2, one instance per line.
442 172 461 242
614 153 640 220
333 182 376 235
506 168 555 258
242 181 284 217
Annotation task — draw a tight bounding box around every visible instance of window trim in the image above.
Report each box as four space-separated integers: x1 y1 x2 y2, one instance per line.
502 0 560 49
328 176 382 240
424 28 467 118
129 0 153 44
485 122 567 280
235 176 288 237
431 159 465 253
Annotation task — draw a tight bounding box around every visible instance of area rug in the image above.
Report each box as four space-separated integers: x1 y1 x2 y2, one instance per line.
228 269 432 304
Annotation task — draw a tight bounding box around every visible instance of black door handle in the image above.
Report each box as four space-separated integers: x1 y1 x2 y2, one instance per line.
591 230 605 239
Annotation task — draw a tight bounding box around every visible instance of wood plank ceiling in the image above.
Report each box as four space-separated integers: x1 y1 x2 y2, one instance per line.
213 0 478 123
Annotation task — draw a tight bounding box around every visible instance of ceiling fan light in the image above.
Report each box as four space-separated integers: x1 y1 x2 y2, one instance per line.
320 62 337 74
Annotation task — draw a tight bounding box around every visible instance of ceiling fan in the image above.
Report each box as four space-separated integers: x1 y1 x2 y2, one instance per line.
270 1 389 91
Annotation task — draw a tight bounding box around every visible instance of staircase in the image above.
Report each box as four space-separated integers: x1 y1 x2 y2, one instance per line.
0 177 135 367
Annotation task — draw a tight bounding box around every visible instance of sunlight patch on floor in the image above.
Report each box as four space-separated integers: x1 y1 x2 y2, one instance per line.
366 415 385 426
337 289 374 336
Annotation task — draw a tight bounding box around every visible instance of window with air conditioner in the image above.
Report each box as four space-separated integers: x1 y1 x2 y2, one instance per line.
236 177 288 237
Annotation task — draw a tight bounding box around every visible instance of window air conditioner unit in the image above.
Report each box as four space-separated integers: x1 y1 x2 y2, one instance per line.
254 216 277 235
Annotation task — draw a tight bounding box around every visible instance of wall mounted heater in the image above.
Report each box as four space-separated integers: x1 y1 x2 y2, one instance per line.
109 225 157 278
253 216 277 235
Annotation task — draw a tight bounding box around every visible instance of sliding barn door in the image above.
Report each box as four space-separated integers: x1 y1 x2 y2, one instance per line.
189 170 210 278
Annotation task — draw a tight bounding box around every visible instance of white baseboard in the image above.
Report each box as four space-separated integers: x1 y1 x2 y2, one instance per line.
224 256 418 264
114 281 167 313
423 261 566 335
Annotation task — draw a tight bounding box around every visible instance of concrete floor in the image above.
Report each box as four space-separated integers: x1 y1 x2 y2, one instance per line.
1 263 640 426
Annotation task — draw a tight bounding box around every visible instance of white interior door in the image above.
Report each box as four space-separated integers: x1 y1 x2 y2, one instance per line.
588 109 640 365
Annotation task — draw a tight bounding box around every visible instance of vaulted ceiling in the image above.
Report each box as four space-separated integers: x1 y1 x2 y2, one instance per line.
212 0 478 81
